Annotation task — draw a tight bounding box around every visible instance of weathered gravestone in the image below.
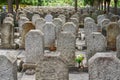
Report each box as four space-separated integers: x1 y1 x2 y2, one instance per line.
32 13 40 25
69 18 79 30
25 30 44 63
20 21 35 49
87 32 107 60
43 22 56 48
89 52 120 80
62 22 77 36
53 18 63 39
45 13 53 22
26 11 33 21
18 17 29 35
58 14 66 24
84 17 95 24
36 53 68 80
116 34 120 59
97 14 106 24
107 22 120 51
84 22 98 44
100 19 111 29
0 51 17 80
19 13 27 19
57 32 76 66
117 20 120 28
3 17 14 24
71 13 79 21
7 13 14 18
1 21 15 49
35 18 46 31
110 15 119 22
101 19 111 36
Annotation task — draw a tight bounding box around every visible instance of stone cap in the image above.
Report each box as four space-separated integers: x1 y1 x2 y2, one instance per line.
43 51 68 66
89 52 118 65
0 50 20 63
44 52 61 58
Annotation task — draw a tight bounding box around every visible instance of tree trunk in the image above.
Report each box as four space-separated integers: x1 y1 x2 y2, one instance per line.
104 0 106 11
15 0 19 12
7 0 13 13
75 0 77 12
107 1 110 12
114 0 118 14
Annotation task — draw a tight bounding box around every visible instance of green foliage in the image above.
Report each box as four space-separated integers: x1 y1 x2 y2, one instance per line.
75 54 84 64
1 0 120 7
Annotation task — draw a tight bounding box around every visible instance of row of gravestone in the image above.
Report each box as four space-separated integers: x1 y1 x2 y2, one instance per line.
23 12 79 80
0 12 79 80
0 12 79 49
84 15 120 59
18 14 78 47
97 14 120 51
84 15 120 80
20 13 78 66
0 48 69 80
24 29 75 80
0 21 77 80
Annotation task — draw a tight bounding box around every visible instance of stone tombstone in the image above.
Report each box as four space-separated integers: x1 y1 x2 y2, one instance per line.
26 11 33 21
84 22 98 43
25 30 44 63
84 17 95 24
57 32 76 66
19 13 27 19
89 52 120 80
58 14 66 24
100 19 110 29
7 13 14 18
3 17 14 24
107 22 120 51
18 17 29 35
32 13 40 25
69 18 79 30
35 18 46 31
101 19 111 36
110 15 120 22
36 53 68 80
20 21 35 49
0 51 17 80
52 18 63 39
97 14 106 24
1 21 15 49
71 13 79 21
118 20 120 28
87 32 107 60
45 13 53 22
62 22 77 36
116 34 120 59
43 22 56 48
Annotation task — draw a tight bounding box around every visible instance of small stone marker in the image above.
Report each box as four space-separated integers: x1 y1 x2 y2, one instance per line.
36 53 68 80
